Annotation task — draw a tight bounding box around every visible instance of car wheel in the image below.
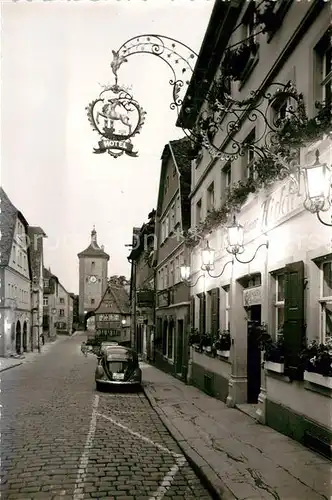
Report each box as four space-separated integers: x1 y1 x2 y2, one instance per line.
96 382 101 391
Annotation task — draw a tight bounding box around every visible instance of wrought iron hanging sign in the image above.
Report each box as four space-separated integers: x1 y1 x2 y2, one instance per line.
86 83 146 158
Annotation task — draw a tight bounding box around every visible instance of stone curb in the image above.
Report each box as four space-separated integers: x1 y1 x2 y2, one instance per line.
0 362 23 373
143 383 237 500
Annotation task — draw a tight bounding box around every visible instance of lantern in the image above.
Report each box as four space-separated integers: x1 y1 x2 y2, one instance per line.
180 265 191 281
302 150 331 214
201 241 215 270
226 216 244 255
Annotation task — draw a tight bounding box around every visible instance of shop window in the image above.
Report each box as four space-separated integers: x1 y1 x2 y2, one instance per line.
320 260 332 343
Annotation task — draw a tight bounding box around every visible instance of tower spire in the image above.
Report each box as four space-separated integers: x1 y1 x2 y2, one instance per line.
91 225 97 246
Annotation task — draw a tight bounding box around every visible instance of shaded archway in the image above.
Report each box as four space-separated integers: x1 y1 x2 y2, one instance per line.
15 321 21 354
23 322 27 352
84 311 96 331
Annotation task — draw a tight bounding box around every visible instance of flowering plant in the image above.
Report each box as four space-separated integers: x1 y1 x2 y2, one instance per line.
300 339 332 377
263 334 285 363
188 328 201 346
213 330 231 352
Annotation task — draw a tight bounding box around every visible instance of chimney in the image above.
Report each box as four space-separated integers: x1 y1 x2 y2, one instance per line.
101 245 104 251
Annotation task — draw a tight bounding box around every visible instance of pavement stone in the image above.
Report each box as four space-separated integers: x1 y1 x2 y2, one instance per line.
142 362 332 500
1 332 212 500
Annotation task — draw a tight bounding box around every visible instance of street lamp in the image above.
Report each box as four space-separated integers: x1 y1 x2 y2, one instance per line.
201 241 215 272
301 150 332 227
180 241 233 287
226 215 269 264
121 319 126 326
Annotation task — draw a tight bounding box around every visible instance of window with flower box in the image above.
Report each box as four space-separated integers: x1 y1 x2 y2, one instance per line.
222 285 230 331
320 260 332 344
273 272 285 342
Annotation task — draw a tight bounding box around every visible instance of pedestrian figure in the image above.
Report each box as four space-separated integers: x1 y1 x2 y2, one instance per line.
40 333 45 346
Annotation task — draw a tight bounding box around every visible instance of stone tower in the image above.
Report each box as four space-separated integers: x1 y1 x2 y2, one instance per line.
77 227 109 324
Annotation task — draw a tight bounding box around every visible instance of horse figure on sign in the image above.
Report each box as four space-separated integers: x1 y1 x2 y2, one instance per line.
97 100 132 135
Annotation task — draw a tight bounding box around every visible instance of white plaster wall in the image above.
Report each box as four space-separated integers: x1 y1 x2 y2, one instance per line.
266 376 332 430
192 349 231 379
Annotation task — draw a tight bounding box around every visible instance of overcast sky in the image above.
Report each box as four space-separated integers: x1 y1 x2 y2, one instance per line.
1 0 214 294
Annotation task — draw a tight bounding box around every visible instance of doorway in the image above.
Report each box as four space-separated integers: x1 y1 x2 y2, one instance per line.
15 321 21 354
247 305 262 404
176 320 184 375
23 322 27 352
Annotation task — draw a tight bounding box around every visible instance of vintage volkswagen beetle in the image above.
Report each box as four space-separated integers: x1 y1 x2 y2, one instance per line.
95 345 142 391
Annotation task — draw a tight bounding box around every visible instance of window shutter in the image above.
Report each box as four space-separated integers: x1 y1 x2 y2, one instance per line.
211 288 220 337
191 296 195 330
283 261 305 375
199 293 206 333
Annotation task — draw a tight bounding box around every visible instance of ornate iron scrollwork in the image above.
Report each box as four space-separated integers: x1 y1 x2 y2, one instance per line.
110 35 198 111
197 81 306 161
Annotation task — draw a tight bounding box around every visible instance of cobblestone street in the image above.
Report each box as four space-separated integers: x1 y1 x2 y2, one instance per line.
0 333 212 500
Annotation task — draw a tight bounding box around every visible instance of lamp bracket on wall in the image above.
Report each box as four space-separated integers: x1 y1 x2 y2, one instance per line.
182 273 205 288
204 259 234 278
316 212 332 227
233 241 269 265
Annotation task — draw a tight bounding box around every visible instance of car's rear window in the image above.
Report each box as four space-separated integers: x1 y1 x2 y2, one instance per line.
105 349 135 362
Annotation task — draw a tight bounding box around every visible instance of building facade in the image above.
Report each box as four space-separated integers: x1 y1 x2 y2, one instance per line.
28 226 47 350
128 211 156 359
94 276 131 346
43 269 74 337
0 188 32 356
178 0 331 455
152 138 192 380
77 227 109 325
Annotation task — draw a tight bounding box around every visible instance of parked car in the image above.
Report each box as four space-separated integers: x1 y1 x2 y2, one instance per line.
95 345 142 391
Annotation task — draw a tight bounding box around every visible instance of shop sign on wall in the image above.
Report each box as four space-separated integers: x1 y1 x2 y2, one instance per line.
243 286 262 307
241 177 306 242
